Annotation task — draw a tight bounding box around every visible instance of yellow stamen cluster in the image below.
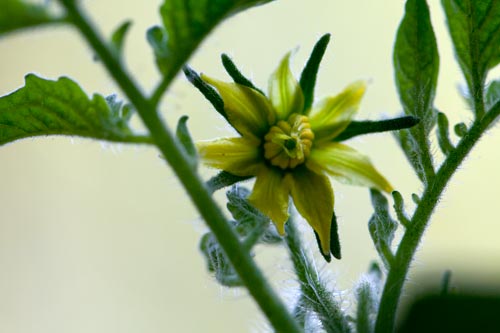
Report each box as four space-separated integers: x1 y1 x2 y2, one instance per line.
263 114 314 169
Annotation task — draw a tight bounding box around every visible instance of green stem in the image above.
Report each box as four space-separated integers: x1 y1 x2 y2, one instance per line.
57 1 302 332
374 103 500 333
285 216 351 333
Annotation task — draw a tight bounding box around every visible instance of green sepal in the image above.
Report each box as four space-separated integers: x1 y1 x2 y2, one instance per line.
0 74 151 146
110 20 132 58
334 116 419 142
206 171 251 194
313 211 341 262
369 189 397 269
175 115 197 170
183 66 227 121
300 33 331 113
437 112 454 155
221 54 265 95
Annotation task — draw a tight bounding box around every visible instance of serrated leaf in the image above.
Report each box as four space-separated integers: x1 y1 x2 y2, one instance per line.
0 0 64 36
394 0 439 134
369 189 397 269
150 0 275 82
110 20 132 58
0 74 151 146
443 0 500 106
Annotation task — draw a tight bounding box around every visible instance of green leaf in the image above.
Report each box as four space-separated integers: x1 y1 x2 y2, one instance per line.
443 0 500 110
485 79 500 111
394 0 439 184
369 189 398 269
0 0 64 36
110 20 132 58
300 33 331 112
437 112 454 155
394 0 439 134
355 262 382 333
0 74 151 146
199 232 243 287
226 186 281 245
150 0 275 83
175 115 197 169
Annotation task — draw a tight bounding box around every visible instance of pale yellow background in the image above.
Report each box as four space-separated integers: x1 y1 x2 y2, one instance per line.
0 1 499 332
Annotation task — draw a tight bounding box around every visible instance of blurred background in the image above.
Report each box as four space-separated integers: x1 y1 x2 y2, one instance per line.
0 0 499 332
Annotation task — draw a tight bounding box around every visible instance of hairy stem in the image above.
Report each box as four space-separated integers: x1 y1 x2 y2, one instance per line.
374 103 500 332
285 216 351 333
57 1 302 332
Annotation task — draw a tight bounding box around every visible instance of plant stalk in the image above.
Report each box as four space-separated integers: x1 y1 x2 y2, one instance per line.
57 1 302 332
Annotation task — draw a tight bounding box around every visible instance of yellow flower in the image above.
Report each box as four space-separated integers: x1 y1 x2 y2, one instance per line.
196 52 393 260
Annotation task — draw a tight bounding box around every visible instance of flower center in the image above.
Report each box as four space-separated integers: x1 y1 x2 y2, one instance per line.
263 113 314 169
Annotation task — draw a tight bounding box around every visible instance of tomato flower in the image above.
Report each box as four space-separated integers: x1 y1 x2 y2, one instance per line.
193 49 392 260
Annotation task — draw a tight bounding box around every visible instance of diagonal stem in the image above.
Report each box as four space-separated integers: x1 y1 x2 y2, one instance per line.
56 1 302 332
374 102 500 333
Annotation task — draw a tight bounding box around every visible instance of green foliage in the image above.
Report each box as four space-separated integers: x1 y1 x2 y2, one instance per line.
149 0 275 83
355 262 382 333
0 0 64 35
392 191 410 227
394 0 438 184
369 189 397 269
437 112 454 155
110 20 132 58
206 171 251 193
0 75 150 146
442 0 500 115
175 115 197 169
485 80 500 111
394 0 439 134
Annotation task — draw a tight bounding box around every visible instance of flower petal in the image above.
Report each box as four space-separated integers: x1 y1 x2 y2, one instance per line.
196 137 261 176
289 166 334 257
248 167 290 234
307 142 393 192
268 52 304 120
202 74 275 141
309 81 366 142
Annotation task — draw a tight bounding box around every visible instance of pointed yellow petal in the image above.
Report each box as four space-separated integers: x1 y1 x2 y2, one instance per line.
248 167 290 234
307 142 393 192
268 52 304 120
309 81 366 142
202 75 275 141
289 167 334 257
196 137 261 176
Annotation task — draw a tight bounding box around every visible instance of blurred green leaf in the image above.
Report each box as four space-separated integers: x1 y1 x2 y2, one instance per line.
369 189 398 269
175 115 197 169
149 0 275 82
206 171 251 194
443 0 500 111
356 262 383 333
110 20 132 58
0 74 151 146
0 0 64 36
